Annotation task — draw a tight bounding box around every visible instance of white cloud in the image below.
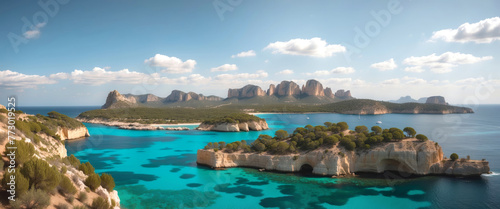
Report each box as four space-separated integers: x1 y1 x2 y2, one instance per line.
404 66 425 73
455 77 486 85
231 50 256 58
144 54 196 73
306 67 355 76
70 67 155 85
403 52 492 73
430 17 500 43
277 69 294 75
23 23 46 39
264 37 346 57
0 70 56 88
49 72 70 80
382 78 400 85
210 64 238 72
157 74 211 85
331 67 355 74
370 58 397 71
214 70 268 80
402 76 427 85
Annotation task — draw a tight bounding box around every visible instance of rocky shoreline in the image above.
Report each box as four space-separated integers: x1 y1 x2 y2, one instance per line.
76 118 191 131
197 139 490 177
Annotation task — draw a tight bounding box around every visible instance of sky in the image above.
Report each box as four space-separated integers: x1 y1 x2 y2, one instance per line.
1 0 499 106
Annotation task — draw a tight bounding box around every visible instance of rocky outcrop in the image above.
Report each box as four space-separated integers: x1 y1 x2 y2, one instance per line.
324 88 335 98
267 84 276 96
56 126 90 140
0 104 5 109
276 81 302 97
102 90 138 109
197 140 489 176
426 96 448 105
135 94 161 103
334 89 352 99
165 90 222 102
196 120 269 132
227 85 266 99
301 80 325 97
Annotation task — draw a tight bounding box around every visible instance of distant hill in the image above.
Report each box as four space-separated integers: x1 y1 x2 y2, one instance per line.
388 96 427 103
102 79 354 109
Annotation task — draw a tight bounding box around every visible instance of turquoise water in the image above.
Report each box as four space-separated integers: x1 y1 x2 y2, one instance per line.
25 106 500 208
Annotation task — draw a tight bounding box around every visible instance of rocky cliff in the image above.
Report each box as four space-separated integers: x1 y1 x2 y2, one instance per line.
301 80 325 97
102 90 223 109
197 140 489 176
334 89 352 99
426 96 448 105
56 126 90 140
276 81 302 97
324 88 335 98
267 84 276 96
196 120 269 132
227 85 267 99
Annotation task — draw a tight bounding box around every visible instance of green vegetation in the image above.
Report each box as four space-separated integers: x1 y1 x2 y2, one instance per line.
59 175 77 196
21 158 61 192
91 197 110 209
79 161 95 175
100 173 116 192
78 192 88 202
416 134 428 142
10 189 50 209
67 154 81 167
450 153 459 161
202 113 263 125
2 169 29 197
403 127 417 138
3 139 35 165
85 173 101 191
204 122 426 155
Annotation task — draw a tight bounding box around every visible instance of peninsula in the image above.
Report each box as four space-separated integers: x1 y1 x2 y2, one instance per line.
197 122 489 177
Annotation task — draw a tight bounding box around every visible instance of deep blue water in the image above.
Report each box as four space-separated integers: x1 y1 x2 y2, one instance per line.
23 105 500 208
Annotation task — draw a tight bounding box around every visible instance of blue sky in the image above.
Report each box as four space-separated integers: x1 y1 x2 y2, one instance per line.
1 0 499 105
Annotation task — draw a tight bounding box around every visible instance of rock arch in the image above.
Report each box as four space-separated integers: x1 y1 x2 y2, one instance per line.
378 159 415 173
299 164 314 174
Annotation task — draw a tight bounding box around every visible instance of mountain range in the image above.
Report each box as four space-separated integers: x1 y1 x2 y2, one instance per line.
388 96 449 105
102 79 353 109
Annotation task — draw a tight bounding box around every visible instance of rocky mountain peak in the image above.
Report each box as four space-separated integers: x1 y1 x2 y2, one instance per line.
334 89 352 99
275 81 301 97
267 84 276 96
302 79 325 97
426 96 448 105
102 90 136 109
228 85 266 99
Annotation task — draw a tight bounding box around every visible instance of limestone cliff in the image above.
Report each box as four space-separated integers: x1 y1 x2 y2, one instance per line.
197 140 489 176
334 89 352 99
102 90 222 109
196 120 269 132
102 90 138 109
276 81 302 97
227 85 266 99
56 126 90 140
426 96 448 105
164 90 223 102
267 84 276 96
324 88 335 99
301 80 325 97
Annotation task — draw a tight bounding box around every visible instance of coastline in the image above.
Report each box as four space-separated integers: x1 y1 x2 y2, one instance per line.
77 118 193 130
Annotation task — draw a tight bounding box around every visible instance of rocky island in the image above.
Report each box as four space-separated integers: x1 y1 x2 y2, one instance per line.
196 113 269 132
197 122 489 177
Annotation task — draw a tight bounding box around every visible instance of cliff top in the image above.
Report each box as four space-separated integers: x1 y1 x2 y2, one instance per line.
201 113 265 125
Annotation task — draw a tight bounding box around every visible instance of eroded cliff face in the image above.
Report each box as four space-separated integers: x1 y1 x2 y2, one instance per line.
196 120 269 132
276 81 302 97
228 85 266 99
197 140 489 176
301 80 325 97
56 126 90 140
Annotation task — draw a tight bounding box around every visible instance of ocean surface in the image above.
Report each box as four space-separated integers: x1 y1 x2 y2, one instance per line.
22 105 500 208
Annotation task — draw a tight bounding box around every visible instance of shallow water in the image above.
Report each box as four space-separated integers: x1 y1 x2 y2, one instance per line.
46 105 499 208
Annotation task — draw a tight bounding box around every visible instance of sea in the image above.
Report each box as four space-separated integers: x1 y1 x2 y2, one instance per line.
19 105 500 209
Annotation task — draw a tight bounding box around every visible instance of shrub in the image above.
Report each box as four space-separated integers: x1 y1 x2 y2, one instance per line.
10 189 50 209
59 175 77 196
4 139 35 165
91 197 110 209
85 173 101 191
337 122 348 131
354 125 368 133
78 192 88 202
416 134 428 142
275 130 289 140
21 158 61 192
67 195 75 203
2 169 29 197
100 173 115 192
371 126 382 135
403 127 417 138
450 153 459 161
61 166 67 174
79 162 95 175
213 148 219 152
338 152 345 157
67 154 81 168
